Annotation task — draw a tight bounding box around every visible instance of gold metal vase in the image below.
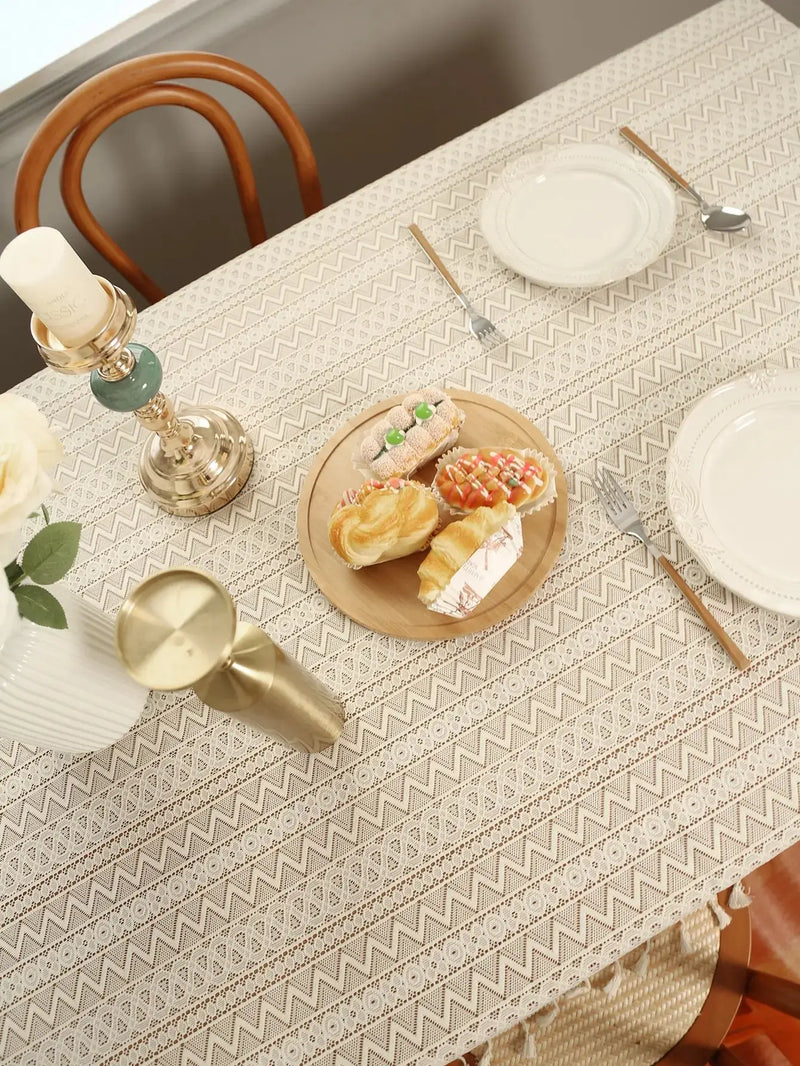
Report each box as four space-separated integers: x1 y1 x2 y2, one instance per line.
115 568 344 753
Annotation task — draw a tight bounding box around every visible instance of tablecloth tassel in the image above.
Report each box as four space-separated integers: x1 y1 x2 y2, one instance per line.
481 1039 492 1065
515 1021 526 1056
709 897 732 928
536 1003 560 1029
679 919 693 954
630 940 651 977
563 978 592 1000
600 959 623 998
522 1019 537 1060
728 881 751 909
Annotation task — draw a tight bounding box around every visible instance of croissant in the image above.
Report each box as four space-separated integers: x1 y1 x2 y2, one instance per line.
328 479 439 568
417 501 515 605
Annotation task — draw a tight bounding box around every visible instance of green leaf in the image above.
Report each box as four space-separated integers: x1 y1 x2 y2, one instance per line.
20 521 81 585
4 561 23 588
41 503 50 525
13 585 68 629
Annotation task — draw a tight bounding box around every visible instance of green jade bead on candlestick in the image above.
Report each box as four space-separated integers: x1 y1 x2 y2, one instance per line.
90 343 162 411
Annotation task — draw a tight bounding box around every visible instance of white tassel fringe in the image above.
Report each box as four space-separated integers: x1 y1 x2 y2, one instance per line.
600 959 623 998
472 889 749 1066
472 888 748 1066
728 881 751 909
631 940 651 977
516 1021 526 1056
536 1003 559 1030
679 919 693 954
522 1019 537 1060
563 979 591 1000
709 897 732 928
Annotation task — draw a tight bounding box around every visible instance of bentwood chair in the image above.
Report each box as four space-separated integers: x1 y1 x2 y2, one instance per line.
447 886 800 1066
14 52 323 303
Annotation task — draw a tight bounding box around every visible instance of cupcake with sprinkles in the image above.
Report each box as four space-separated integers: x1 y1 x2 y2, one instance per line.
433 446 557 516
357 387 465 480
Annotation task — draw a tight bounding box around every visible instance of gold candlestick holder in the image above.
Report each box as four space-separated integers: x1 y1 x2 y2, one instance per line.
115 568 345 753
31 278 253 516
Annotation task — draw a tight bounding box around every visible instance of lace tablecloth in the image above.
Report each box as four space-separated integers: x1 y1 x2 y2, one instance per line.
4 1 800 1063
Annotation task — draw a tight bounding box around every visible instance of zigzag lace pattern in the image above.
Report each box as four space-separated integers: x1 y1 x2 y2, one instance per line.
2 2 800 1064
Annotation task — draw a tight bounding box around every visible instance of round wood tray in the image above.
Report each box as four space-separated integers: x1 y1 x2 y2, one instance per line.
297 390 568 640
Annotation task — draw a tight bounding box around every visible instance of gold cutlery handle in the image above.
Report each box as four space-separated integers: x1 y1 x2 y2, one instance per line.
620 126 690 191
658 556 751 671
408 223 464 298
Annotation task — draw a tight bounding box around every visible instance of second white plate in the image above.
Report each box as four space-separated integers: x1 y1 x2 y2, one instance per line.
480 144 676 286
666 368 800 618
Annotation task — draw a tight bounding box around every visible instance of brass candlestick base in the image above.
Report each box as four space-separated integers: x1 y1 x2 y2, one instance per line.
31 279 254 517
115 568 344 753
137 403 254 517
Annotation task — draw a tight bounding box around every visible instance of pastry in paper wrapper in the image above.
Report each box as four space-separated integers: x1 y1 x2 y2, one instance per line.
418 501 522 616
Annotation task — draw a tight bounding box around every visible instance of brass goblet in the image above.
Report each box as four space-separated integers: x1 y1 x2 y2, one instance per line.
115 568 344 752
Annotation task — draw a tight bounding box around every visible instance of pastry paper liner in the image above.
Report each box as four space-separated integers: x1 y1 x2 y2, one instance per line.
431 446 558 517
425 514 523 617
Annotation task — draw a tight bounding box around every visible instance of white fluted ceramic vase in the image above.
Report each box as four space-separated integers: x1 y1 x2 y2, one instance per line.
0 586 147 753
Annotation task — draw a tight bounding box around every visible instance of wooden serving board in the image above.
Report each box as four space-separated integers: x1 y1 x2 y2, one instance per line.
297 390 567 640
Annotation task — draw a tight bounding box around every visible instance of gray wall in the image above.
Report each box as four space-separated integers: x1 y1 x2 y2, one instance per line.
1 0 795 389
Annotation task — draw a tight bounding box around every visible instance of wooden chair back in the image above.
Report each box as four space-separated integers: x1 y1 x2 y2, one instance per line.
15 52 323 303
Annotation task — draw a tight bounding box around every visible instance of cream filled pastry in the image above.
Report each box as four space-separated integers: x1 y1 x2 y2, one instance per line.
358 388 465 479
328 478 439 568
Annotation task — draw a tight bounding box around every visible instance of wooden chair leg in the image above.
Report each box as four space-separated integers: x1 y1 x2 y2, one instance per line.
718 1045 757 1066
745 971 800 1020
718 1034 794 1066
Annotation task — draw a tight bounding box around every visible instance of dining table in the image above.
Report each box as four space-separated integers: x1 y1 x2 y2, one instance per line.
3 0 800 1063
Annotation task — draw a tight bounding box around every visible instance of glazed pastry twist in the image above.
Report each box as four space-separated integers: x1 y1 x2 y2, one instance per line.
329 479 439 568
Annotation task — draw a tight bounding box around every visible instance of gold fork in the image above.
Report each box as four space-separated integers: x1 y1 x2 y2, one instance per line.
408 224 507 349
591 466 750 671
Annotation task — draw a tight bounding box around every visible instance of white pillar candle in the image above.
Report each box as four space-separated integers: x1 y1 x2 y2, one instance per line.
0 227 113 347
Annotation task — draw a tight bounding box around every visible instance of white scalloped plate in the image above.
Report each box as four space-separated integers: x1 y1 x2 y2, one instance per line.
666 368 800 617
480 144 676 286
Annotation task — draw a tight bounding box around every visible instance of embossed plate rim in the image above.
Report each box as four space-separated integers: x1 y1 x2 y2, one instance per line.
666 367 800 617
479 143 676 286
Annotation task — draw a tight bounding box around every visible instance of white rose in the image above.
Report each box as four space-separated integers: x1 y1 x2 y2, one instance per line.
0 570 17 651
0 394 64 565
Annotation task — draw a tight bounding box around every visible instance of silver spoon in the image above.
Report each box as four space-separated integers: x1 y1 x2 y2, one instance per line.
620 126 750 232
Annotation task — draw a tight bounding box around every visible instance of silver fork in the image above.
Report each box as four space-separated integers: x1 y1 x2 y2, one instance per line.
591 466 750 671
408 223 507 348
